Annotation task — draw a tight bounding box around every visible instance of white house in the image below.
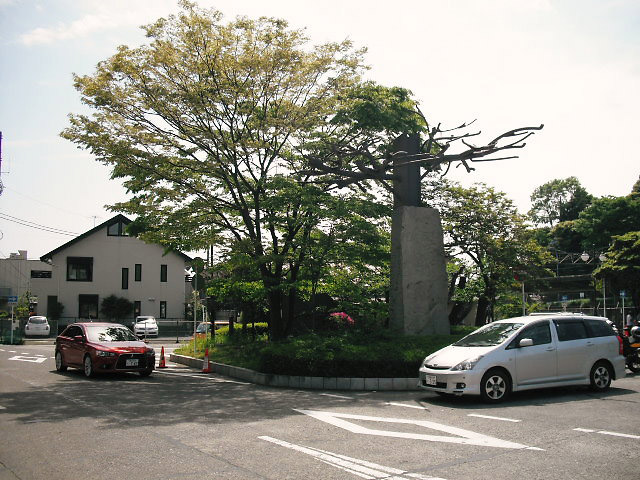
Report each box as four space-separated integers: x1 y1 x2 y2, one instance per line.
31 214 192 323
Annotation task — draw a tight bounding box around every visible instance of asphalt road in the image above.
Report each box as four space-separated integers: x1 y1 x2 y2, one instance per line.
1 344 639 480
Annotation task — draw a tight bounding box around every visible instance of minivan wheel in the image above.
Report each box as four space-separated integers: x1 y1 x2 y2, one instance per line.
83 355 95 378
589 361 612 392
480 369 511 403
55 351 67 372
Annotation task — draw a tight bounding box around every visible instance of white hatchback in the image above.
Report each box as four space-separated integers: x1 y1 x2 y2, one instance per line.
133 316 158 338
419 314 625 403
24 316 51 337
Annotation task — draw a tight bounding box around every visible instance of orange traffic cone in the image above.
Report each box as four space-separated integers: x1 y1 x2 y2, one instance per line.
202 347 212 373
157 346 167 368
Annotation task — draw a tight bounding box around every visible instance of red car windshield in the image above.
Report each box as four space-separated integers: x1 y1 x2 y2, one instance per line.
85 326 139 343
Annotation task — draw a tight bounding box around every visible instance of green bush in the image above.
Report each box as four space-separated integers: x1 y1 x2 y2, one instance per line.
176 323 474 378
256 330 467 378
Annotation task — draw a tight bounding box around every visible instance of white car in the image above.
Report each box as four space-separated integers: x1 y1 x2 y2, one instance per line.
24 316 51 337
419 313 625 403
133 316 158 338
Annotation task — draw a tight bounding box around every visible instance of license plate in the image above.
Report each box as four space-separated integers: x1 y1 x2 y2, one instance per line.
126 359 139 367
425 375 437 386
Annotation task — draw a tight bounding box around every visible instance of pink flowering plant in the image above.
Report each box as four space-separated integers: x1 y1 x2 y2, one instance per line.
327 311 355 331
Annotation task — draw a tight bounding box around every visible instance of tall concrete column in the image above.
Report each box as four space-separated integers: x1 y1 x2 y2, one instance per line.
390 206 449 335
389 134 449 335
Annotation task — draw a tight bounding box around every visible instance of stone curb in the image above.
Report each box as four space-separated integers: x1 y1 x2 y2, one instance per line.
169 354 421 391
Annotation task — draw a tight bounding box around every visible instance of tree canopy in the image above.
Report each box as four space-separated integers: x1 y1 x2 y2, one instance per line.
528 176 593 227
426 181 552 324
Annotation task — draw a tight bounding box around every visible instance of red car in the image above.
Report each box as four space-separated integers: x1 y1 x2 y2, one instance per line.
55 322 155 377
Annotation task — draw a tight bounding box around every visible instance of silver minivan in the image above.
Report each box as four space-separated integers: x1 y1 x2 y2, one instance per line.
419 314 625 402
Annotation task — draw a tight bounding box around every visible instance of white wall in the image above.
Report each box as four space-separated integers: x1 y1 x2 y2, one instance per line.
45 224 189 320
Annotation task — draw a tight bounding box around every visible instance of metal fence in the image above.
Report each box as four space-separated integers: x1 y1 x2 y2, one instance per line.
0 317 201 343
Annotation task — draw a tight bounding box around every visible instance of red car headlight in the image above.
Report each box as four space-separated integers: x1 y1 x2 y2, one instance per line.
96 350 117 357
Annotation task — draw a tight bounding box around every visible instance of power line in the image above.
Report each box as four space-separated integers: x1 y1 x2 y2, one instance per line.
0 212 78 236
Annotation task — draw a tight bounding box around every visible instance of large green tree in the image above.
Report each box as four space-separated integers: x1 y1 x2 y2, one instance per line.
428 181 552 325
61 2 416 339
528 177 593 227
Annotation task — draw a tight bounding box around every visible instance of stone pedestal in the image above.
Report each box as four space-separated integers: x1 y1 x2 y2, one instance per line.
390 206 449 335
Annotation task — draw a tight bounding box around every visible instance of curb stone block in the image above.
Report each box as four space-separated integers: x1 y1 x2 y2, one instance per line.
336 378 351 390
364 378 378 390
378 378 394 391
350 378 365 390
323 377 337 390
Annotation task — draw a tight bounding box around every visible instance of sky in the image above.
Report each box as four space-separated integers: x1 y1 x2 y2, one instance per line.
1 0 639 260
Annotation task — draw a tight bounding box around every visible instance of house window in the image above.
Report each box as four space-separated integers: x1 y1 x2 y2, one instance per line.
67 257 93 282
160 264 167 282
78 294 99 319
160 301 167 319
134 264 142 282
31 270 52 279
107 220 129 236
122 268 129 290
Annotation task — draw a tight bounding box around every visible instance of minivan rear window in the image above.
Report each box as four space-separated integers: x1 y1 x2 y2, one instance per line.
584 319 616 338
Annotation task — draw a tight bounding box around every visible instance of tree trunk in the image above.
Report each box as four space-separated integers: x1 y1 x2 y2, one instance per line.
475 296 490 326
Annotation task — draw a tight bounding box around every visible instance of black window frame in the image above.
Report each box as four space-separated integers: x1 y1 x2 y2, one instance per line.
122 267 129 290
134 264 142 282
31 270 52 279
67 257 93 282
160 264 168 283
107 220 129 237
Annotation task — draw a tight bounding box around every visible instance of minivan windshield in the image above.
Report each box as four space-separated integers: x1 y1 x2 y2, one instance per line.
453 322 524 347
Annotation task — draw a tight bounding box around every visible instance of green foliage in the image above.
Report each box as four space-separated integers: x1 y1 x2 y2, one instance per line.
100 295 134 321
574 195 640 250
15 293 31 320
257 330 465 377
528 177 593 227
594 231 640 308
428 180 553 323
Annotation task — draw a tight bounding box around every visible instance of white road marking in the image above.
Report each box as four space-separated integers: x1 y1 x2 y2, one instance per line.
467 414 521 423
295 410 543 450
153 369 249 384
386 402 429 410
0 405 6 410
260 436 447 479
320 393 354 400
574 428 639 439
8 355 47 364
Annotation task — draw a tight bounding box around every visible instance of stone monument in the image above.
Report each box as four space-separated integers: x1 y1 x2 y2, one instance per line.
390 134 449 335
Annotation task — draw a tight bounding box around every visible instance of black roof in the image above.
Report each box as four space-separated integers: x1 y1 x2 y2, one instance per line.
40 214 192 263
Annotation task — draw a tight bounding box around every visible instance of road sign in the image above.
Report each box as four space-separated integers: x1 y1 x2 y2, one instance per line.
620 290 626 298
7 295 18 305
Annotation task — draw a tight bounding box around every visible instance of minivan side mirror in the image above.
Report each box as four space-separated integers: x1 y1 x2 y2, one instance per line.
519 338 534 347
74 335 85 343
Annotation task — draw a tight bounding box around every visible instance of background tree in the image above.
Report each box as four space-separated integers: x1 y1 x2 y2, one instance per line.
528 177 593 227
428 181 552 325
100 295 134 322
574 194 640 250
594 231 640 313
